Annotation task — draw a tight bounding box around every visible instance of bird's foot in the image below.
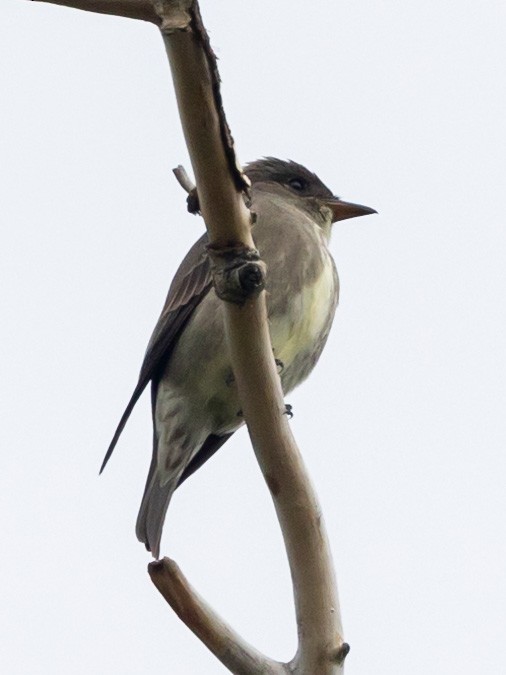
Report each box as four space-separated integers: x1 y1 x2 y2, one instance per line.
275 358 284 374
237 403 292 418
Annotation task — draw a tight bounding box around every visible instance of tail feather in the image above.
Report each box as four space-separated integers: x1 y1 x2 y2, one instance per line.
136 473 178 559
136 431 236 558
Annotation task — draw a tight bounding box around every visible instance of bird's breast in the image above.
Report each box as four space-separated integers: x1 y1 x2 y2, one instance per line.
268 253 338 374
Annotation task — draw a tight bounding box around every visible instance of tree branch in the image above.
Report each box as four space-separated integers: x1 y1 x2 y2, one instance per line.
148 558 288 675
158 1 251 247
156 2 348 671
31 1 350 672
31 0 160 23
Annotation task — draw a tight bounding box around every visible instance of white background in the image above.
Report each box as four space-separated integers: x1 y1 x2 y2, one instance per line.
1 2 505 673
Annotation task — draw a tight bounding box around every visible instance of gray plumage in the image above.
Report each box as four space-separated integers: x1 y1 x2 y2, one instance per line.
101 158 375 558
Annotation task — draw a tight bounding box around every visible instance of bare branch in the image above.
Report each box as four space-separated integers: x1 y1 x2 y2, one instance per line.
223 301 346 674
157 1 251 248
157 2 348 671
31 0 350 671
148 558 288 675
31 0 160 23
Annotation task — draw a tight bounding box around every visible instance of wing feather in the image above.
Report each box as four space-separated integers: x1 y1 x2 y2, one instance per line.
99 233 212 473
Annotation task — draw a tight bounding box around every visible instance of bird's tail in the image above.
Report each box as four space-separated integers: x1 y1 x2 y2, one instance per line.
135 472 178 559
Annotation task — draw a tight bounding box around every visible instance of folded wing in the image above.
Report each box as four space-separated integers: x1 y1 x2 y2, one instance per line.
99 233 212 473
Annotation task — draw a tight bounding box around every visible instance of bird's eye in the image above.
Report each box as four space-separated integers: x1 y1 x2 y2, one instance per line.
288 178 306 192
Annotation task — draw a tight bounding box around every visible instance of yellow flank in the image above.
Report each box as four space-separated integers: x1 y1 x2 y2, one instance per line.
270 257 336 365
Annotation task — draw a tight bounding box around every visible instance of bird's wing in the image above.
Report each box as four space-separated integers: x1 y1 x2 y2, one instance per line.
100 232 212 473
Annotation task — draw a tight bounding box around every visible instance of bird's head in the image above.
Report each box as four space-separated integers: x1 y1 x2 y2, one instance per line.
244 157 376 225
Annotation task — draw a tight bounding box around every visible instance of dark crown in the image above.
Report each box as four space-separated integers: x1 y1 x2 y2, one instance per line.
244 158 334 199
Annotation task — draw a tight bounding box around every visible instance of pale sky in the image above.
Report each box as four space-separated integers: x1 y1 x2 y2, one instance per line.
1 2 505 674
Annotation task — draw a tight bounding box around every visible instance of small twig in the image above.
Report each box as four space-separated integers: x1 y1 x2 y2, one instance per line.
148 558 287 675
172 164 201 214
172 164 195 194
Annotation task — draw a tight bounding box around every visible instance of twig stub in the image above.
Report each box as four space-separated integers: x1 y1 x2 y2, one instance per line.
172 164 196 194
207 244 266 306
172 165 200 214
331 642 351 665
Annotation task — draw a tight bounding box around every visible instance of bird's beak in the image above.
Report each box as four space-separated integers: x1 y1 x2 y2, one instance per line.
325 197 377 223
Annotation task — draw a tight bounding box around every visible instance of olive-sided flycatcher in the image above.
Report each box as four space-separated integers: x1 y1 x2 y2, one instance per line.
100 158 376 558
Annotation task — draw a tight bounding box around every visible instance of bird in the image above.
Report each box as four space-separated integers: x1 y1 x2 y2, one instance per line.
100 157 376 558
